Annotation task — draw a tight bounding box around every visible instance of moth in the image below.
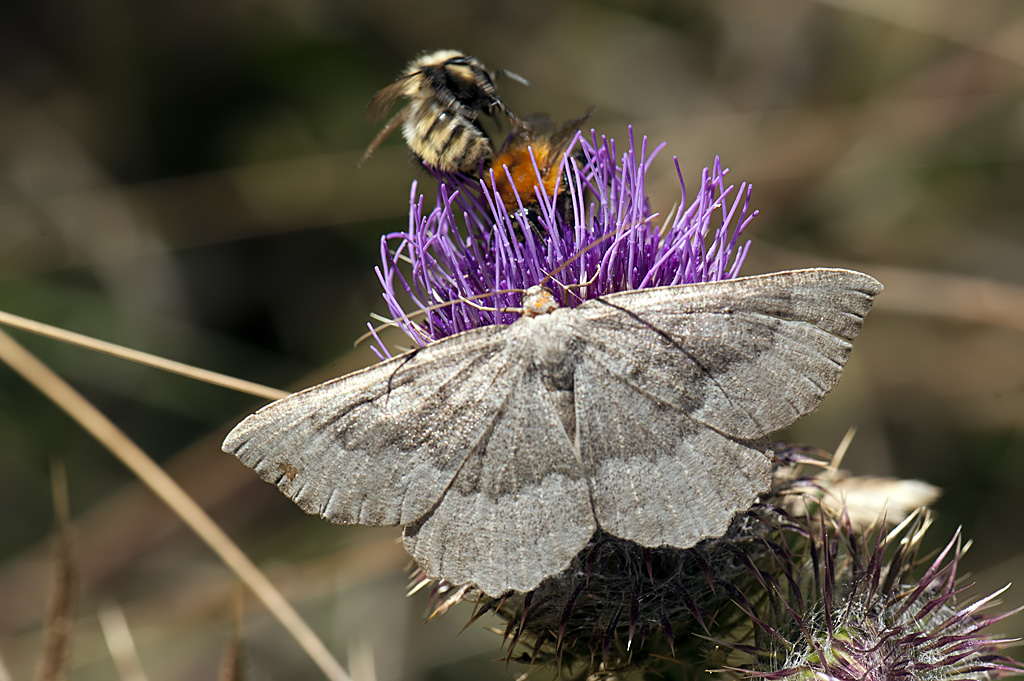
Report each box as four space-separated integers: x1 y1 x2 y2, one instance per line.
223 268 882 596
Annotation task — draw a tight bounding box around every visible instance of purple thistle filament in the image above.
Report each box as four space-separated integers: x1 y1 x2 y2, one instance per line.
373 127 755 358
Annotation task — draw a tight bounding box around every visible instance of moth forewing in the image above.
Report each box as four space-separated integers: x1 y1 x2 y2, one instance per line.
225 324 525 528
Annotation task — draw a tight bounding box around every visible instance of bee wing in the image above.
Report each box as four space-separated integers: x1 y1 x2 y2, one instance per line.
365 78 414 122
496 112 559 153
360 106 408 165
503 107 596 152
550 106 597 150
519 113 556 135
567 268 882 549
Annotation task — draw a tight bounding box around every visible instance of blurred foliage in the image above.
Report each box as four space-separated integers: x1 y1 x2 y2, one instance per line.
1 0 1023 679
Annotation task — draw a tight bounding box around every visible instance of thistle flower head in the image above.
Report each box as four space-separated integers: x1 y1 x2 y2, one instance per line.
725 511 1024 681
374 124 1022 679
373 129 755 356
411 453 1022 680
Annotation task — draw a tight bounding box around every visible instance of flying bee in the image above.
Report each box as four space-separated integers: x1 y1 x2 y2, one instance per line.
362 49 528 174
488 108 596 221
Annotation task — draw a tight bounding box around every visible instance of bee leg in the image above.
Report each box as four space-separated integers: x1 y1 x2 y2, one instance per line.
361 108 408 166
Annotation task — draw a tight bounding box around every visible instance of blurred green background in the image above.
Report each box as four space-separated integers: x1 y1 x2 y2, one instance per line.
1 0 1023 678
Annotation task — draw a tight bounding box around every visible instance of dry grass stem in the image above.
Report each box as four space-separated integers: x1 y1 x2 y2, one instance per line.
97 602 148 681
217 591 245 681
811 0 1024 67
0 309 288 401
864 264 1024 334
761 247 1024 335
347 639 377 681
34 463 75 681
0 327 350 681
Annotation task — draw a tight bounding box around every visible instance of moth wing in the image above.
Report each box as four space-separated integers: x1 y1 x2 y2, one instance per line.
578 268 882 438
574 366 771 548
571 268 882 547
223 327 525 528
402 331 595 596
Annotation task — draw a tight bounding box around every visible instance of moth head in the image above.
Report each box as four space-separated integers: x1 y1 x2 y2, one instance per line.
521 286 559 317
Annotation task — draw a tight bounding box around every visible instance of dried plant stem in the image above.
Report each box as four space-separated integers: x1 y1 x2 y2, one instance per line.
0 327 350 681
34 463 75 681
0 309 288 401
347 639 378 681
217 591 246 681
810 0 1024 67
760 247 1024 334
98 602 148 681
864 263 1024 334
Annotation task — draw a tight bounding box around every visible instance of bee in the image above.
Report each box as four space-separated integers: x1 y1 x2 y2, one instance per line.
488 108 596 216
361 49 527 173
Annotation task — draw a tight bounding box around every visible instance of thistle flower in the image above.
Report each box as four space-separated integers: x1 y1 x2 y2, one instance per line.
771 443 942 532
373 128 1021 678
382 128 758 672
719 510 1024 681
411 454 1022 680
372 129 754 355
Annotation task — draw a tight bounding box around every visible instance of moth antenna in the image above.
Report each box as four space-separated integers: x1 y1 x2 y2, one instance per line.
353 287 524 348
535 231 612 288
537 214 659 289
361 214 663 352
458 296 509 314
559 265 603 305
